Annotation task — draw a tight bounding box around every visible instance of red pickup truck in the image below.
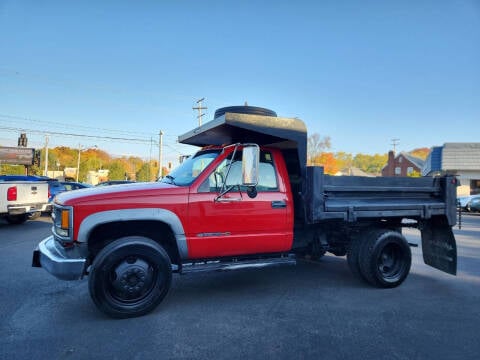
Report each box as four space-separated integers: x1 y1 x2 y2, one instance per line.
33 106 458 318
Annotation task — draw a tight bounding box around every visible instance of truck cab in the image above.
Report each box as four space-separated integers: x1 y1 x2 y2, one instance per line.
161 144 294 259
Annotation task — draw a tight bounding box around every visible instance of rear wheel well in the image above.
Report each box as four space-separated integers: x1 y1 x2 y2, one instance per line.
87 220 180 266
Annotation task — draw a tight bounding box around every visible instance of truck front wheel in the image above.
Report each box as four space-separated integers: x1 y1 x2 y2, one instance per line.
88 236 172 318
359 230 411 288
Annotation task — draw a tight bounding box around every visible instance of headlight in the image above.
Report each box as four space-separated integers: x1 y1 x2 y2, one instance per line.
52 205 73 241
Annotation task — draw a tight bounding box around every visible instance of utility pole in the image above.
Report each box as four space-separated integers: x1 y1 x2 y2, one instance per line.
158 130 163 179
44 135 49 176
391 138 400 154
193 97 207 126
76 144 82 182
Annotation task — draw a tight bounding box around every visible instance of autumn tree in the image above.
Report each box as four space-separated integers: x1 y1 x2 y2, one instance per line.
311 152 339 175
410 148 430 160
307 133 331 165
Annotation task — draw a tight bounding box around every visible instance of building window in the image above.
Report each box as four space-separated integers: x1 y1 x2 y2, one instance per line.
471 180 480 195
395 167 401 175
407 167 414 175
399 157 403 163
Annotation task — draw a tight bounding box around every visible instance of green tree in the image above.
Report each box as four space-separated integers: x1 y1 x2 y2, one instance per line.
334 151 353 172
136 162 153 182
353 153 388 174
0 164 26 175
107 160 128 180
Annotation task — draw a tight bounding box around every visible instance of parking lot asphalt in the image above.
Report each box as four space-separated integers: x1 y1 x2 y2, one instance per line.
0 214 479 360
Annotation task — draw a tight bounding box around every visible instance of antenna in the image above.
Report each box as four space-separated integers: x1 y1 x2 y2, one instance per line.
391 138 400 154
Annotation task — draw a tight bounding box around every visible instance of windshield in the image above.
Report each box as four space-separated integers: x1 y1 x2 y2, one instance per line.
160 149 220 186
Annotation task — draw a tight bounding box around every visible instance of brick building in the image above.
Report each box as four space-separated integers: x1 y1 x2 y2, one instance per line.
382 151 424 177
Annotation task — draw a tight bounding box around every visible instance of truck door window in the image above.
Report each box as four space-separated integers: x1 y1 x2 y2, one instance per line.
200 150 278 193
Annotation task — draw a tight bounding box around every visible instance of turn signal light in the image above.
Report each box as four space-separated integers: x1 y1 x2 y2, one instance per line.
61 210 70 230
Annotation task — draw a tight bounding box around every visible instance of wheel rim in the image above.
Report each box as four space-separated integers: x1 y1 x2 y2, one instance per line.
107 256 159 304
376 243 406 281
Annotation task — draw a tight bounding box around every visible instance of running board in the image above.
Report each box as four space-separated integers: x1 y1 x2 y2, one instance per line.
180 254 296 274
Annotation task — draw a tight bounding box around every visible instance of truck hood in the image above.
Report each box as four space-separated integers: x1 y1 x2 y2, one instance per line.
55 182 187 206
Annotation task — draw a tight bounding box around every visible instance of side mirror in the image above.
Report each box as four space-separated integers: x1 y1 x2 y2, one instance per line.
242 144 259 187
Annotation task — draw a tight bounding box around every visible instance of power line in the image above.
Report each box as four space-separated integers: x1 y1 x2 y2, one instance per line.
0 125 153 144
0 113 155 138
0 125 192 157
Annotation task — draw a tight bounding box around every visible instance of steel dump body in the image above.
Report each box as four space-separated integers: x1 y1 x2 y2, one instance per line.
304 166 457 226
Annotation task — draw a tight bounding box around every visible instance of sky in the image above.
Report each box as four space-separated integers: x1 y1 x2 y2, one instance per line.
1 0 479 166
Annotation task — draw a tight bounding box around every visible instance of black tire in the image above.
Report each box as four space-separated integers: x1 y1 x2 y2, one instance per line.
347 235 364 279
358 229 411 288
88 236 172 318
5 213 28 224
214 106 277 118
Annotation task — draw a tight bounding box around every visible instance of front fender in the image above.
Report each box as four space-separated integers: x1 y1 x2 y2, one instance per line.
76 208 188 259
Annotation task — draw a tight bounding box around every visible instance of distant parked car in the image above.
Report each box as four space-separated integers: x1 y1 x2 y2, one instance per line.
0 175 65 213
95 180 135 186
0 175 65 200
60 181 92 191
0 175 49 182
45 180 66 202
466 197 480 212
458 195 480 211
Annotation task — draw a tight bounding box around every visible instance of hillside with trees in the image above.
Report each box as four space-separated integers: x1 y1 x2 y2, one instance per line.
0 145 165 182
1 137 430 181
306 133 427 176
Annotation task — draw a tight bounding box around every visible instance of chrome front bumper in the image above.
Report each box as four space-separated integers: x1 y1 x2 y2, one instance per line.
32 236 86 280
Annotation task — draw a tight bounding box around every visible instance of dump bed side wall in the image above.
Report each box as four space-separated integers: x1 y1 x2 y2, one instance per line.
303 166 457 226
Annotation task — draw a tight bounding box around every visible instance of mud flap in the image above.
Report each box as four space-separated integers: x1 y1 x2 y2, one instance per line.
421 218 457 275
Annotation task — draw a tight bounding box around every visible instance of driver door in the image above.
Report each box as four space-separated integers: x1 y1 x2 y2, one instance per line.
186 149 292 259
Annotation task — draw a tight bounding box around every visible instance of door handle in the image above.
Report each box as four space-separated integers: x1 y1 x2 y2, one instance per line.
271 200 286 208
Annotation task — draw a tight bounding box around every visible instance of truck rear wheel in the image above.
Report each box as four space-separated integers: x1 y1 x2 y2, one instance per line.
5 214 28 224
358 230 411 288
347 235 364 279
88 236 172 318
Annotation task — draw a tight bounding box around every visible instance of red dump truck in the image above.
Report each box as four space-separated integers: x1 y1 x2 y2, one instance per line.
33 106 458 318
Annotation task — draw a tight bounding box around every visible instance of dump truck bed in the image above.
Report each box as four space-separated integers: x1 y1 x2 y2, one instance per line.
304 166 457 226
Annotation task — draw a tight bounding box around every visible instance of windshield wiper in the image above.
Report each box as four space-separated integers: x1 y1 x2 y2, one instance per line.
164 175 176 185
